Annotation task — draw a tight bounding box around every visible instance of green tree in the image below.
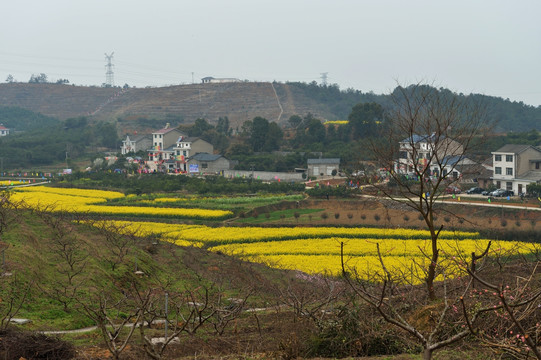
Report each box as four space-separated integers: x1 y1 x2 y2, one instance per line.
348 102 383 139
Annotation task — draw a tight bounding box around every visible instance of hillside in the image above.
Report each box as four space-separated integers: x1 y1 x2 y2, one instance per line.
1 82 540 132
0 82 336 130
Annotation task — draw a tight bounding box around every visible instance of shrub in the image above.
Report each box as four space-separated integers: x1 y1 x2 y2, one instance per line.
280 214 286 220
265 212 271 219
374 214 381 222
515 220 521 227
347 213 353 219
501 219 507 227
253 211 259 219
294 212 300 221
334 213 340 219
403 215 410 222
444 216 451 223
418 214 424 221
361 214 366 220
321 212 328 220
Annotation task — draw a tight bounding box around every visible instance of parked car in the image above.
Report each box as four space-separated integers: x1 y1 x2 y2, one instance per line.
445 186 461 194
490 189 514 197
481 190 491 196
466 187 485 194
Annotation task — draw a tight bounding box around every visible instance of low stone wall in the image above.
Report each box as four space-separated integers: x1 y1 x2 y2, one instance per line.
222 170 304 182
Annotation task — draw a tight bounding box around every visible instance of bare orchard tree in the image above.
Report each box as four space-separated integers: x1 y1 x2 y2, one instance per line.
369 83 490 300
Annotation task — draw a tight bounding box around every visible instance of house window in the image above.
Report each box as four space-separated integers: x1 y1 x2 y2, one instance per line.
506 182 512 190
495 155 501 161
495 167 502 175
202 163 208 169
399 151 407 159
183 151 187 156
506 155 513 162
536 162 540 170
506 168 513 176
496 181 501 188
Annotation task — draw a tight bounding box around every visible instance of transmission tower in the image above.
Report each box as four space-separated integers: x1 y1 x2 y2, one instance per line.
104 52 115 87
320 72 328 86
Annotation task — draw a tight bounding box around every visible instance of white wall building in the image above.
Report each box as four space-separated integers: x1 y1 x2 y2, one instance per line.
491 144 541 194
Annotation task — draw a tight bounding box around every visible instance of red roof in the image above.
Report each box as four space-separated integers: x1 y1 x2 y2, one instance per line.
0 125 8 130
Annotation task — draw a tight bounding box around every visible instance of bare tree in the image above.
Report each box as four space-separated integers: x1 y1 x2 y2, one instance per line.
34 208 88 312
369 83 489 300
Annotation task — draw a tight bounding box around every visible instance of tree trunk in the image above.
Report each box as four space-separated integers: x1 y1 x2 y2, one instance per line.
423 347 433 360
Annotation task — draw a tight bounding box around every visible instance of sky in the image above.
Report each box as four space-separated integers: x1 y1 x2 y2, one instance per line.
1 0 540 106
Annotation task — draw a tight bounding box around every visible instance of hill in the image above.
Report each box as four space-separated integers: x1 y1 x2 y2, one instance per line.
1 82 540 132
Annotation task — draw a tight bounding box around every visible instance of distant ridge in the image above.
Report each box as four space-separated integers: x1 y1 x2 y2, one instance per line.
0 82 335 128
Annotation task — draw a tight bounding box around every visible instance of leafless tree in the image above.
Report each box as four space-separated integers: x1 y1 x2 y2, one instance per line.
33 208 88 312
90 219 138 272
369 83 490 300
136 285 218 360
341 242 487 360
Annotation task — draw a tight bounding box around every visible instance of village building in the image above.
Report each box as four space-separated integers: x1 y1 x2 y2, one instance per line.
396 134 463 175
120 134 151 155
186 153 231 174
0 124 10 136
307 158 340 177
491 144 541 194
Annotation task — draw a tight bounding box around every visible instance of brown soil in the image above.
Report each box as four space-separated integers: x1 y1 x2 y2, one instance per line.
296 197 541 232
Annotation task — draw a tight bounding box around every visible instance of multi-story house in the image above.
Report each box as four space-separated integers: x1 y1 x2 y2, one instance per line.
147 124 185 167
0 124 10 136
396 134 463 175
491 144 541 194
174 137 214 172
120 134 151 155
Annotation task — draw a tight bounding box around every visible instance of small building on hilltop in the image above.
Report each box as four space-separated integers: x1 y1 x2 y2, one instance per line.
201 77 241 84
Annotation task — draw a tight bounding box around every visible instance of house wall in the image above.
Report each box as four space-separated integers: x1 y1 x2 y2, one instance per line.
223 170 304 182
188 157 230 174
191 140 213 155
307 164 339 177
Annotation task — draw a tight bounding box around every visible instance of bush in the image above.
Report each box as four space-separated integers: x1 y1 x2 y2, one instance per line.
403 215 410 222
501 219 507 227
321 212 328 220
0 329 75 360
334 213 340 219
374 214 381 222
347 213 353 219
444 216 451 223
361 214 366 220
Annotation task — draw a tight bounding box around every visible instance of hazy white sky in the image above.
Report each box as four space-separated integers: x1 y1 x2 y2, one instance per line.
1 0 540 106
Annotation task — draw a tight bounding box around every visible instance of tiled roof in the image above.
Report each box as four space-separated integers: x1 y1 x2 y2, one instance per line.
493 144 540 154
153 127 180 135
307 158 340 165
189 153 222 162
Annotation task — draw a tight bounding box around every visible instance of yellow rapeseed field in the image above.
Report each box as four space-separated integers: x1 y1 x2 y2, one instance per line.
89 219 537 283
11 186 232 220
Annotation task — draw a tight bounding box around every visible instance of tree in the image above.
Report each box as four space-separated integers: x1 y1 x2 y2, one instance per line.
28 73 48 83
5 74 14 83
348 102 384 139
369 83 489 300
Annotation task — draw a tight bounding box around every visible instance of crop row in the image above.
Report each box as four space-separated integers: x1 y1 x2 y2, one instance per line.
11 187 233 220
96 220 480 247
88 220 535 283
